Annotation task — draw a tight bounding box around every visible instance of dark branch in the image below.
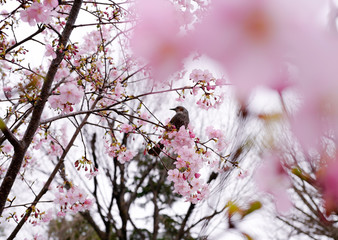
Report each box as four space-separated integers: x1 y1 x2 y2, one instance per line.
0 118 22 151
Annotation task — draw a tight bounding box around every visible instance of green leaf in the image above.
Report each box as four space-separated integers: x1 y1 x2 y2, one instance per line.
241 201 262 219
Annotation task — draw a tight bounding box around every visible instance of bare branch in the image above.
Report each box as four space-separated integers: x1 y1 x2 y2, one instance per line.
0 118 22 151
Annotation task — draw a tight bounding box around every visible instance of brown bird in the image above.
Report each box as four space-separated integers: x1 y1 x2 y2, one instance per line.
148 106 190 156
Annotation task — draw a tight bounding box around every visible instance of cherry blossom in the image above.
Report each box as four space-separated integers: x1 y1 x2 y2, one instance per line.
169 126 194 149
58 84 83 105
45 44 56 59
3 86 12 98
48 95 63 109
137 112 150 126
168 169 181 182
205 126 228 151
53 185 94 215
160 125 209 202
49 83 83 112
120 123 134 133
41 209 53 223
20 2 52 26
2 143 13 153
85 169 99 180
44 0 58 8
117 149 136 164
131 0 191 82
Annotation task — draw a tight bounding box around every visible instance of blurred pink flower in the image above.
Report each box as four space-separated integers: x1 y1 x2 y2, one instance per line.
44 0 58 8
192 0 319 100
20 2 51 26
290 27 338 150
131 0 190 82
254 153 292 213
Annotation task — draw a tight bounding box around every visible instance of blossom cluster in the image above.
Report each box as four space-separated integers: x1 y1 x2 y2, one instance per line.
188 69 226 110
54 185 93 217
105 139 137 164
49 83 83 113
159 126 210 203
20 0 58 26
205 126 228 152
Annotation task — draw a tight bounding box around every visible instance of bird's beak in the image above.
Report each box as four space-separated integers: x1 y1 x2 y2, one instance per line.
170 108 176 111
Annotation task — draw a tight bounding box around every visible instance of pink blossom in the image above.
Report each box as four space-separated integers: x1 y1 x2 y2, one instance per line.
42 209 53 223
54 185 93 216
44 0 58 8
114 82 124 99
197 185 210 200
186 195 199 204
189 69 204 83
85 169 99 180
20 2 51 26
174 181 190 196
54 63 70 82
290 31 338 150
59 84 83 105
45 44 56 59
205 126 227 151
3 86 12 98
206 126 223 139
189 157 203 173
138 112 150 126
120 123 134 133
57 211 66 217
117 149 136 164
168 169 180 182
82 198 94 210
170 127 194 149
174 158 187 169
2 143 13 153
49 95 63 109
54 192 66 205
190 178 204 192
131 0 191 82
192 0 307 100
48 140 63 156
69 187 87 204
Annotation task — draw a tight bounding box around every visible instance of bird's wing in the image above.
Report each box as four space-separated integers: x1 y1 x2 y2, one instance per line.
169 112 188 130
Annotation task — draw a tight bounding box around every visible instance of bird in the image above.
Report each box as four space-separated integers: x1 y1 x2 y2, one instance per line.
148 106 190 156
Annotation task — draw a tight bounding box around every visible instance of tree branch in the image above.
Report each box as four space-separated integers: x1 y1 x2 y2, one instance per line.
3 25 46 56
0 118 22 151
7 95 100 240
0 0 83 219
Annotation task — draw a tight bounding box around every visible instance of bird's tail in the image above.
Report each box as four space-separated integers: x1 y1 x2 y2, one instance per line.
148 142 164 156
